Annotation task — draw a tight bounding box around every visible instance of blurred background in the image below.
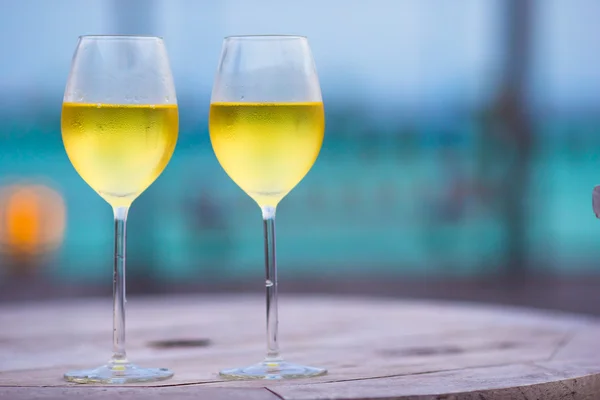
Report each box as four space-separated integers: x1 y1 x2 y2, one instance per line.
1 0 600 314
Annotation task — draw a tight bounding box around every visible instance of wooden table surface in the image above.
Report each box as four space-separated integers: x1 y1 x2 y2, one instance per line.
1 294 600 399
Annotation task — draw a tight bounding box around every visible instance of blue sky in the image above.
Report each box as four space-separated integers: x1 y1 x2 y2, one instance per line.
1 0 599 115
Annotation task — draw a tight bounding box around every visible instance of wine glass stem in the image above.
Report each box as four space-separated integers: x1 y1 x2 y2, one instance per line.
262 205 281 361
112 206 129 363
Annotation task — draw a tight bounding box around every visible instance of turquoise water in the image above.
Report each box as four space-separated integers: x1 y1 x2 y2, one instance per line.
1 117 600 281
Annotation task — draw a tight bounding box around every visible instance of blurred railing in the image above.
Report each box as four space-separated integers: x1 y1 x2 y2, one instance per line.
1 105 599 287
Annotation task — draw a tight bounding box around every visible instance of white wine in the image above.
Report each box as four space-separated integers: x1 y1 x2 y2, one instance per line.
62 103 178 207
209 102 324 207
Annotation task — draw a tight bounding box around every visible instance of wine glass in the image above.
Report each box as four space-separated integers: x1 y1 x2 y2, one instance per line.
61 35 178 384
209 35 326 379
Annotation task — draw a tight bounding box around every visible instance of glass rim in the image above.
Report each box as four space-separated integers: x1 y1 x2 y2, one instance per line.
78 35 163 40
224 34 307 40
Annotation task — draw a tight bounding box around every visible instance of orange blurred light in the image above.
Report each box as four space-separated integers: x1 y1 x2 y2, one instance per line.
0 184 66 257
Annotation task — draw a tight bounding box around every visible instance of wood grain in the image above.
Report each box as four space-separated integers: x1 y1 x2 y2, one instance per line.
0 387 280 400
1 295 599 399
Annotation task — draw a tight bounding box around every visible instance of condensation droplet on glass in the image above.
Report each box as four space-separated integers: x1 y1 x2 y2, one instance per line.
165 96 170 102
240 95 245 100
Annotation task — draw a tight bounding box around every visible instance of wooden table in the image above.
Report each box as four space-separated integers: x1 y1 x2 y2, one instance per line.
1 295 599 399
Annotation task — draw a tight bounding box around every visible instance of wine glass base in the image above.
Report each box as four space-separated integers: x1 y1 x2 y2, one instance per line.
64 362 173 384
219 360 327 380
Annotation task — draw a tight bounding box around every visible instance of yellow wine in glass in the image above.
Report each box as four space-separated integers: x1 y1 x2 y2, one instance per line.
62 103 178 207
210 35 327 380
209 102 324 207
61 35 178 384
